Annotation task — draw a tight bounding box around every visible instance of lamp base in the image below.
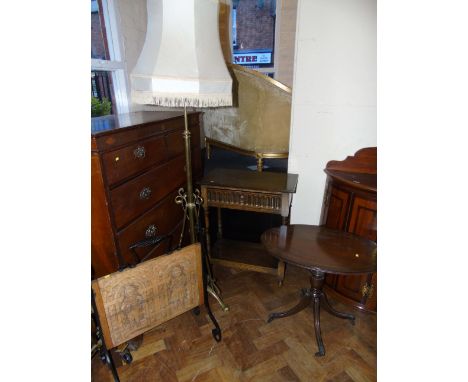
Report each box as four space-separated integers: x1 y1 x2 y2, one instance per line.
174 178 228 312
208 282 229 312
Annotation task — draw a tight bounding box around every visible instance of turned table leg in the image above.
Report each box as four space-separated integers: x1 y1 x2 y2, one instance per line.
310 270 326 356
277 261 286 287
312 293 325 356
217 207 223 239
309 270 356 355
203 203 212 261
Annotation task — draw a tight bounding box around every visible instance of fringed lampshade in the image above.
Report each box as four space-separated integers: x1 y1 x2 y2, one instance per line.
131 0 232 108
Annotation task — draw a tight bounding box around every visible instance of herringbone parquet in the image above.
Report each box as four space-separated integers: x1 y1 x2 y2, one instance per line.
92 264 376 381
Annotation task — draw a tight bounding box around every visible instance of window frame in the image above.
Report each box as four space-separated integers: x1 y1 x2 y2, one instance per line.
91 0 129 115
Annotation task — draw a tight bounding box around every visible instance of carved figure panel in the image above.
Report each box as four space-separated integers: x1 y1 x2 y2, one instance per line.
92 244 203 348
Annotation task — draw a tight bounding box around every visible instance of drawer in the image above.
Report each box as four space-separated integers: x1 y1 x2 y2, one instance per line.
166 124 201 161
102 135 167 186
93 114 191 151
110 155 187 229
116 189 185 265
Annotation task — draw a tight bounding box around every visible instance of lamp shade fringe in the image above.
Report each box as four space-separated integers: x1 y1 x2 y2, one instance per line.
132 92 233 108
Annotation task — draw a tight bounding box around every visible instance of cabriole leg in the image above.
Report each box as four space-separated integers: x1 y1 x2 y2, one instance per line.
267 288 312 323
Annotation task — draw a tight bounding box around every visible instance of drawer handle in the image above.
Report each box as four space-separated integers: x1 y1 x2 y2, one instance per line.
139 187 152 200
361 283 374 298
145 224 157 238
133 146 146 159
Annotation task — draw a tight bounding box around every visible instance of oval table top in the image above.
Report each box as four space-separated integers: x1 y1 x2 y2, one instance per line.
261 225 377 275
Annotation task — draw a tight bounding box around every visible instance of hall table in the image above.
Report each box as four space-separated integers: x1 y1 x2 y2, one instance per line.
261 225 377 356
199 169 298 285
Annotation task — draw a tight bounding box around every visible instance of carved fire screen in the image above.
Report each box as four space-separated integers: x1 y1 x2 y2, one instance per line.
92 243 204 349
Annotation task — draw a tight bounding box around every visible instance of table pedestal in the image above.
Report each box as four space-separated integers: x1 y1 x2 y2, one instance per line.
267 270 355 356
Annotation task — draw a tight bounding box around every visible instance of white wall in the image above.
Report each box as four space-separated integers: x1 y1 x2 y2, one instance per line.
288 0 376 224
275 0 298 88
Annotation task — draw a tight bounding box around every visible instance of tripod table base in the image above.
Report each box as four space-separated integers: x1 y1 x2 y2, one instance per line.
267 270 355 356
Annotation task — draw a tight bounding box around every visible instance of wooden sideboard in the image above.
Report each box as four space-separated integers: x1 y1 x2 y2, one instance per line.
91 111 202 279
320 147 377 312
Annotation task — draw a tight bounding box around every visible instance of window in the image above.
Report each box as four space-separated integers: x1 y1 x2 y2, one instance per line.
232 0 277 77
91 0 129 115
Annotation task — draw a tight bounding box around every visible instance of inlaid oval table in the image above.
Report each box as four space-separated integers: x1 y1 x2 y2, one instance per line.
261 225 377 356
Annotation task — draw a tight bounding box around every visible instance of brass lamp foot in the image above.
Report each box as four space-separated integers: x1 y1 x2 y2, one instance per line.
207 283 229 312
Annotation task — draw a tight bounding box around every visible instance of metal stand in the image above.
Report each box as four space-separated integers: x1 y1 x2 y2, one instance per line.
92 291 121 382
198 224 222 341
175 105 228 311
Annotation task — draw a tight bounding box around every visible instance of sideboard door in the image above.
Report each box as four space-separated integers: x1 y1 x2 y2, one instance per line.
348 196 377 242
331 193 377 309
323 185 351 231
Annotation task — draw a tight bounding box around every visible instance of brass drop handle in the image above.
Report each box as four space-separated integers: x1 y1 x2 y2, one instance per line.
133 146 146 159
145 224 157 238
361 283 374 298
139 187 152 200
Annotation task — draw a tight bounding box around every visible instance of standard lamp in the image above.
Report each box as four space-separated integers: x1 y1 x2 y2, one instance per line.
131 0 232 310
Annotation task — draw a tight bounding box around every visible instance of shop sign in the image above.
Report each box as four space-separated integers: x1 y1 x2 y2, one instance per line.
233 51 272 65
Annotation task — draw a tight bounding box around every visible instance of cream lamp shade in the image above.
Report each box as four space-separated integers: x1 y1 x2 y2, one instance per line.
131 0 232 108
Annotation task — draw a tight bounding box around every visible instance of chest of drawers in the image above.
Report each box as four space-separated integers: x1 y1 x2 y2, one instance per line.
91 111 202 279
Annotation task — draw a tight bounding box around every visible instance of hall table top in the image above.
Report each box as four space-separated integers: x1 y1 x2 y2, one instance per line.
261 225 377 275
198 168 299 194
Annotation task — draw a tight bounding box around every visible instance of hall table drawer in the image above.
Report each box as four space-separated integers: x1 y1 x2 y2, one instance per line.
109 155 186 229
205 189 286 215
116 189 185 265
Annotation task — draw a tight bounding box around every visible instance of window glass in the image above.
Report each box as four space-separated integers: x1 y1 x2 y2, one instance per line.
232 0 276 72
91 71 114 115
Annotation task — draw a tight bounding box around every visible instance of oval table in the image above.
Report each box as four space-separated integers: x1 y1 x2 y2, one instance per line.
261 225 377 356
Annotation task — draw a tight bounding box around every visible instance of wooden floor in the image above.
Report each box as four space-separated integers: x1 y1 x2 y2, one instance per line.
92 264 376 382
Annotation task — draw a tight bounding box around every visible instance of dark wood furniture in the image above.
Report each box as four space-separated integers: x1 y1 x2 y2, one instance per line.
199 169 298 285
320 147 377 312
261 225 377 356
91 111 202 279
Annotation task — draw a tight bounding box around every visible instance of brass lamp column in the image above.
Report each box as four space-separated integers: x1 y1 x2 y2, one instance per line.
130 0 233 311
178 106 229 311
183 106 196 244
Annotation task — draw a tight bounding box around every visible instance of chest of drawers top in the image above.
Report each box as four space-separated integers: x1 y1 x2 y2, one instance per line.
91 111 200 152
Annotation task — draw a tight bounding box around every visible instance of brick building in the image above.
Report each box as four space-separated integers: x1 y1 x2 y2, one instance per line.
233 0 276 69
91 0 106 60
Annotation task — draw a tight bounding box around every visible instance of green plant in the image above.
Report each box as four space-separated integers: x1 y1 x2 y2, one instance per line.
91 96 112 117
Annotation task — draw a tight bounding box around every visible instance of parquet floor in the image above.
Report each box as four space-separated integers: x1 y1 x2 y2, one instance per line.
91 264 376 381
